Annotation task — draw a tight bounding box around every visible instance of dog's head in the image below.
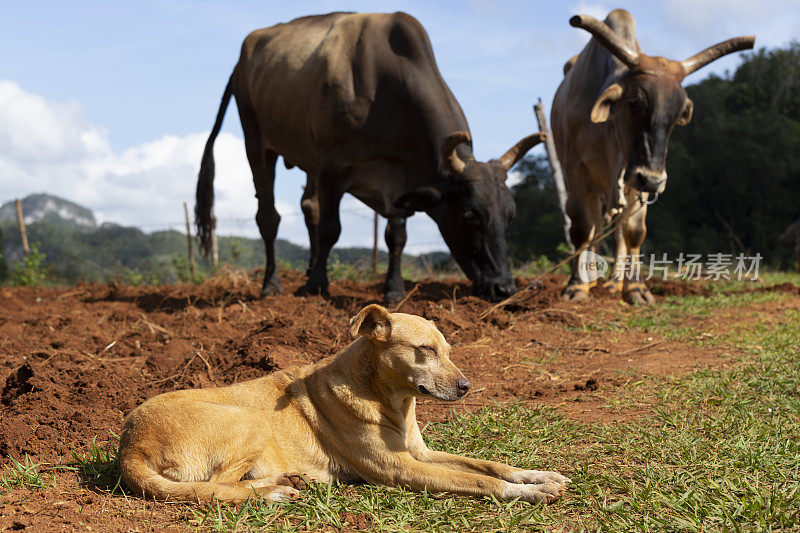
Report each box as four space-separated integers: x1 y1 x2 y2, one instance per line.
350 304 471 401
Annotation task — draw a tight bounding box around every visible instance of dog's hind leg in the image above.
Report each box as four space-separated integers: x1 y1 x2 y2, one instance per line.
120 455 294 502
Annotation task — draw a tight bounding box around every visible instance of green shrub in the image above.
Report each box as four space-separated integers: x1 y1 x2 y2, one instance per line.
11 242 48 286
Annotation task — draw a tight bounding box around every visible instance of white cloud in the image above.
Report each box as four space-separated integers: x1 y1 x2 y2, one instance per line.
0 81 108 164
0 80 446 254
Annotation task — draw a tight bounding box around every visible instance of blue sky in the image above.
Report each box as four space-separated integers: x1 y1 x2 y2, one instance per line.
1 0 798 252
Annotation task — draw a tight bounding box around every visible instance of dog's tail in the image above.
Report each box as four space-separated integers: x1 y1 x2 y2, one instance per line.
196 72 234 257
118 451 282 502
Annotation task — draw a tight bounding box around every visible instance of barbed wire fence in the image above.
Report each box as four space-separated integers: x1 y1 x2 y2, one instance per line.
137 202 565 253
137 206 448 253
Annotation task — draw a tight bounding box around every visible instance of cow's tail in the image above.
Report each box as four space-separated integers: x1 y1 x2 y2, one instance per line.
196 73 234 256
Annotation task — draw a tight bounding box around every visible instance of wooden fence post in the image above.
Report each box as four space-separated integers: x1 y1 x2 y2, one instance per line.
533 99 572 250
183 202 196 278
14 199 30 257
211 215 219 268
372 212 379 278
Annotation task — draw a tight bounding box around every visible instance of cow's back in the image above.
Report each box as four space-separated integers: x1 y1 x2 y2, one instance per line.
233 12 465 179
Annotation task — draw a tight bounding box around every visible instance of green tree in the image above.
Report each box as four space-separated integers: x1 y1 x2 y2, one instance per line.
507 155 568 262
647 43 800 267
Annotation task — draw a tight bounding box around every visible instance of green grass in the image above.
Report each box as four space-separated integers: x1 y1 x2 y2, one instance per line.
756 270 800 286
606 288 793 341
0 455 55 492
62 433 124 494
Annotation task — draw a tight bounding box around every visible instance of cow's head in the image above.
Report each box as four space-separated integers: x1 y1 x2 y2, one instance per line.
395 131 544 302
572 13 754 195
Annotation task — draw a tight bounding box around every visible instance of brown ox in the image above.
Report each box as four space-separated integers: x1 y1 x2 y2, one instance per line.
195 12 543 302
552 9 754 304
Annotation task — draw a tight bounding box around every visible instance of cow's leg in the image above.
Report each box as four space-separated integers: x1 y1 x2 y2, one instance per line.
238 104 282 296
562 193 601 300
383 216 407 302
621 203 654 305
602 223 628 294
253 149 282 296
301 177 320 276
298 171 345 296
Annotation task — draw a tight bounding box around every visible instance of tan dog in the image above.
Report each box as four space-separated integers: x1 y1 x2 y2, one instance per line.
118 305 570 503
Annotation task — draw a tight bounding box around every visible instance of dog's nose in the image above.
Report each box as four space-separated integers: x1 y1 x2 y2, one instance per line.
456 378 471 395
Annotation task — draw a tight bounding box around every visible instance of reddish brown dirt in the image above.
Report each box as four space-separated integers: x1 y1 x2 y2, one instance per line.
0 273 796 531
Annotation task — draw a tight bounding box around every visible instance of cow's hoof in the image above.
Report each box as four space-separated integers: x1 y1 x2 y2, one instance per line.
384 289 406 303
562 285 590 301
623 286 655 305
602 278 623 294
295 283 328 297
260 278 283 297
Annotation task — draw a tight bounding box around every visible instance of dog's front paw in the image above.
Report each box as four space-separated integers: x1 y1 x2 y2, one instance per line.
503 481 566 504
509 470 571 487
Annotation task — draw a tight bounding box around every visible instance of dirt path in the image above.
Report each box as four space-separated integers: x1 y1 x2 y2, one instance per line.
0 274 796 531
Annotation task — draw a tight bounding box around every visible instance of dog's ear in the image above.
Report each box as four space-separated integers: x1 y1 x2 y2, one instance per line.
349 304 392 342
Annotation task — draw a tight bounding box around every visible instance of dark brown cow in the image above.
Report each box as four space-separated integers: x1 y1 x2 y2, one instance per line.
552 9 754 304
195 12 543 302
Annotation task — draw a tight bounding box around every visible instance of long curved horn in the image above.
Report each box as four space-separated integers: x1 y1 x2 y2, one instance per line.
499 132 546 171
570 14 639 69
682 36 755 76
441 131 471 176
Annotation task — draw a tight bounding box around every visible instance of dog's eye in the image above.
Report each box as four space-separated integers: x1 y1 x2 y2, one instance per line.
419 346 437 356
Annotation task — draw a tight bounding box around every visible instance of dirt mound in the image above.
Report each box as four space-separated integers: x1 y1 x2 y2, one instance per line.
754 282 799 294
650 279 712 296
0 361 150 460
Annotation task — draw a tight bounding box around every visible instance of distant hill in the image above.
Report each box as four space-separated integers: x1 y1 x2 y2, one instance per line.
0 194 96 229
0 194 452 284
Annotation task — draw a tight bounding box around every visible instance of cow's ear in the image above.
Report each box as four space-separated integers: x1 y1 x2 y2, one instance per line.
394 186 442 213
350 304 392 342
676 97 693 126
591 83 623 123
